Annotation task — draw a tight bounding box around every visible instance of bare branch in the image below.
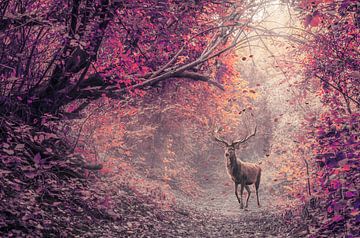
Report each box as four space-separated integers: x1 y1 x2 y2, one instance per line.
0 15 51 31
151 46 185 78
173 71 224 90
314 74 360 107
82 163 103 170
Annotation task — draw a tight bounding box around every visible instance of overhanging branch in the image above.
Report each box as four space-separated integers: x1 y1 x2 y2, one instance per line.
78 70 224 98
314 74 360 107
173 71 225 90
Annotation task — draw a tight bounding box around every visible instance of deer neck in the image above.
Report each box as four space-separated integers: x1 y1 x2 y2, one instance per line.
226 154 241 176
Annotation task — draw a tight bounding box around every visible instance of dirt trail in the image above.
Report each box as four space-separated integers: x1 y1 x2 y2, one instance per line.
172 162 295 238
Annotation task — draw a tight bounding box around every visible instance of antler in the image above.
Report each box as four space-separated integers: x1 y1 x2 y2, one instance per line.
232 124 257 145
232 112 257 145
213 128 230 146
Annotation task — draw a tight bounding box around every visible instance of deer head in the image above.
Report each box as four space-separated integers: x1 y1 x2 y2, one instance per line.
213 125 257 160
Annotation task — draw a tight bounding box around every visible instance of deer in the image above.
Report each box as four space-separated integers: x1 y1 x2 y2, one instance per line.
214 124 261 209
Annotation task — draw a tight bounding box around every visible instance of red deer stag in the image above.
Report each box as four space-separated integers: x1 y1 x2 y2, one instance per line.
214 125 261 209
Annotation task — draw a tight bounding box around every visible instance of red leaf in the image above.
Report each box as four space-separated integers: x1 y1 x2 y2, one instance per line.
310 15 321 27
330 179 341 189
342 164 350 172
34 153 41 165
25 172 37 179
327 206 333 213
332 214 343 222
345 191 356 198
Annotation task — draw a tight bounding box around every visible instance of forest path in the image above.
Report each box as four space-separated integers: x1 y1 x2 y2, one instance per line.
107 5 306 237
115 30 306 237
167 11 306 236
175 184 291 238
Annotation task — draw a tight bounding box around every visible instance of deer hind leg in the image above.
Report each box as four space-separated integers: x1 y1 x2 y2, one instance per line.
255 171 261 207
234 183 241 205
245 185 251 208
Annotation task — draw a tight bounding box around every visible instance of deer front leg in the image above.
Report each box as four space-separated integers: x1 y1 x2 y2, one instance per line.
240 182 244 209
234 183 241 205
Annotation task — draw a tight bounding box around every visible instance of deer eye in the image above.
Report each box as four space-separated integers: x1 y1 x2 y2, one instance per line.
225 153 230 157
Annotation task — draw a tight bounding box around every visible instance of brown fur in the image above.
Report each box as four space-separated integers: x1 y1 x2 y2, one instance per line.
224 146 261 209
214 124 260 209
